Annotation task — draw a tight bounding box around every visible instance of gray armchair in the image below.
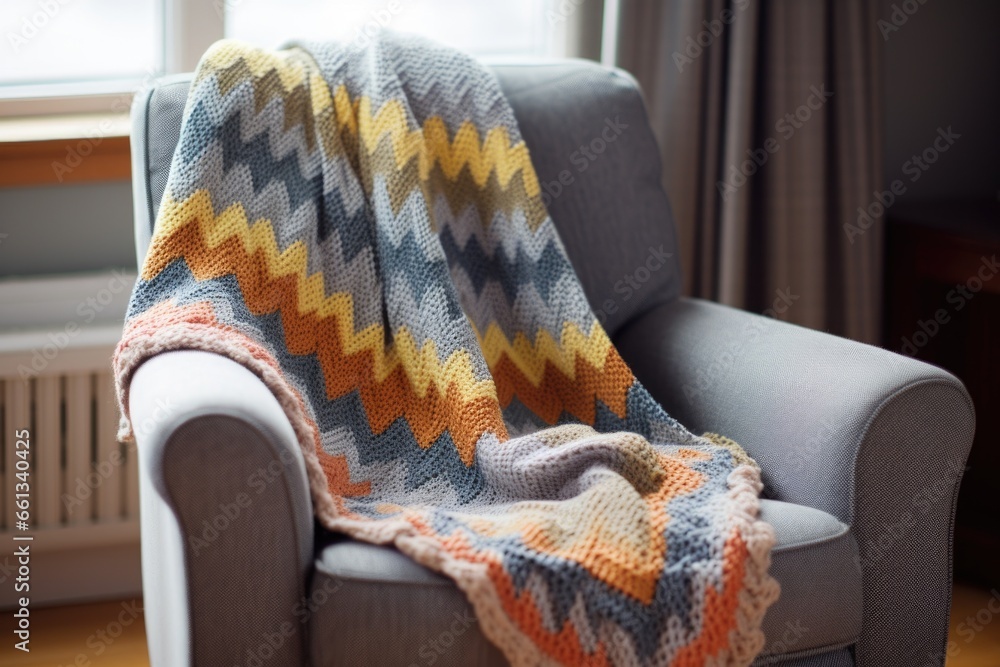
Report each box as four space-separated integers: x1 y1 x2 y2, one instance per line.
128 60 974 667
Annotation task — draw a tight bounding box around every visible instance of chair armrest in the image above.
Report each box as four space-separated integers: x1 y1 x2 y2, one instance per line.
614 297 975 667
130 350 314 667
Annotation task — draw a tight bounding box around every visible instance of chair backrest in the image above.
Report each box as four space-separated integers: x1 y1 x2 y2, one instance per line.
129 60 681 337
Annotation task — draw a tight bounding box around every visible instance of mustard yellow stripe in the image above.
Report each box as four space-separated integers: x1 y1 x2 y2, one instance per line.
194 43 541 200
353 98 541 197
196 39 310 91
476 320 614 387
151 190 497 403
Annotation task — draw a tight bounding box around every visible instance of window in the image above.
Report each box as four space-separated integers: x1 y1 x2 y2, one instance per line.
225 0 555 58
0 0 579 116
1 0 162 93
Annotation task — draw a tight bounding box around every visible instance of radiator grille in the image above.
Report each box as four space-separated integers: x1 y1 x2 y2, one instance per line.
0 371 139 533
0 273 141 606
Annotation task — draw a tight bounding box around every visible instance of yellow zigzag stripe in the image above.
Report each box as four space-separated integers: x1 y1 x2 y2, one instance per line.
153 189 497 401
354 98 541 197
477 321 615 386
308 71 541 197
154 190 616 389
199 40 541 199
198 40 310 90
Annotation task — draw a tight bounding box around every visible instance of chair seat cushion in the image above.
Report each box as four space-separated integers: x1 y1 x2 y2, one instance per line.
308 536 508 666
308 500 862 665
754 501 862 662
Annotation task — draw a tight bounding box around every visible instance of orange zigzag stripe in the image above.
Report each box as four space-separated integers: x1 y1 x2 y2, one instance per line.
493 345 632 425
120 299 371 499
144 217 504 464
669 529 749 666
401 512 611 666
144 217 634 464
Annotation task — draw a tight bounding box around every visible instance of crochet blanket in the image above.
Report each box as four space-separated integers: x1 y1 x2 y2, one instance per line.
114 34 778 666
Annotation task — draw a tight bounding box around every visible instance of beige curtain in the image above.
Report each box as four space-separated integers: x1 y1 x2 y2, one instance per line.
613 0 884 342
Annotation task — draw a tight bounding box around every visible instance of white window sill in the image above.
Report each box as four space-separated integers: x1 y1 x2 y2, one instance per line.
0 112 130 144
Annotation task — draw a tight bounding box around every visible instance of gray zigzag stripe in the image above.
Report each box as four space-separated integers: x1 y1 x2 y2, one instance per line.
450 270 595 340
384 275 491 378
293 33 519 136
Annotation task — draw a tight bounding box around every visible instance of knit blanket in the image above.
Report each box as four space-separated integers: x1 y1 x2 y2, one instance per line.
114 34 778 666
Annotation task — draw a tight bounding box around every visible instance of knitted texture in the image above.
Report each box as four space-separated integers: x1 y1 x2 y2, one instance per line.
114 35 779 666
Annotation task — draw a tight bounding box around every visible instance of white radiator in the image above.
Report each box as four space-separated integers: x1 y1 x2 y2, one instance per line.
0 271 142 607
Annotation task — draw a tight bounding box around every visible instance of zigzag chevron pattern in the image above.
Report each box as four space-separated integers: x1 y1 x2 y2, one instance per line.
115 34 778 666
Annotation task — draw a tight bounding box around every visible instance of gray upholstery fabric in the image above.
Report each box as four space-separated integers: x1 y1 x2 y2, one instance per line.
131 61 681 337
131 351 315 667
758 502 861 658
310 540 507 666
615 298 975 667
130 74 189 266
165 417 310 666
308 498 860 664
753 647 855 667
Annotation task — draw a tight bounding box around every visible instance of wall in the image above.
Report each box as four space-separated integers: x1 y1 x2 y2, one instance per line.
0 181 135 280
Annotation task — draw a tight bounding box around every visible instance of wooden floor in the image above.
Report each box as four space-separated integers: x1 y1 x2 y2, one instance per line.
946 582 1000 666
3 598 149 666
2 583 998 665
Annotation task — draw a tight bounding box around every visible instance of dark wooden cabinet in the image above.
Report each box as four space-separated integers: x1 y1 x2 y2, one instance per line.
885 200 1000 589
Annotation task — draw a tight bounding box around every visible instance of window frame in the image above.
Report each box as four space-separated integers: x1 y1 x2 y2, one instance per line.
0 0 606 120
0 0 222 118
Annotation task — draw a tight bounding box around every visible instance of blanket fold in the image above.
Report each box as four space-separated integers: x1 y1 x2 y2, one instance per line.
115 33 778 666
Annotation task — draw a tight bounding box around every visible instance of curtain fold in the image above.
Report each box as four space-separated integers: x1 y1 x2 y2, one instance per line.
614 0 883 342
